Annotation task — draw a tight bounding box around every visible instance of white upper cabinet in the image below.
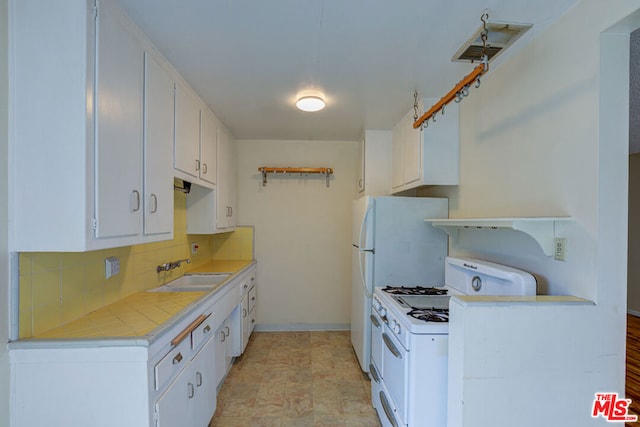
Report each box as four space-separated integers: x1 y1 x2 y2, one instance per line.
358 130 392 196
216 127 237 232
94 0 144 239
144 52 174 237
10 0 174 251
174 83 202 180
199 108 217 185
391 100 460 194
174 84 218 189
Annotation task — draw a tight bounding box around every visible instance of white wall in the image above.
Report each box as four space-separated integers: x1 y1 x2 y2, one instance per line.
629 154 640 313
0 0 10 424
236 140 358 329
417 1 640 425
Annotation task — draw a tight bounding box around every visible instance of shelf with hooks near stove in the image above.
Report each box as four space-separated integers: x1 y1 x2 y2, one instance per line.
424 217 572 256
258 167 334 187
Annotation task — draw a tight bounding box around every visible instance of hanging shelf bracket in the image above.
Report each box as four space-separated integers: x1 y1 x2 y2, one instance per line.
258 167 334 187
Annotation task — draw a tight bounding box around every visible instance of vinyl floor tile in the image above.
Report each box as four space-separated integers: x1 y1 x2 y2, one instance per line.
210 331 381 427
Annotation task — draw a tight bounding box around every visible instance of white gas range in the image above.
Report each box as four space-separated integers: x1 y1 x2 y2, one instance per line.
370 256 537 427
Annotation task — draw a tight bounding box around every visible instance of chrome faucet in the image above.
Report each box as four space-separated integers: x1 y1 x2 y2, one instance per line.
157 258 191 273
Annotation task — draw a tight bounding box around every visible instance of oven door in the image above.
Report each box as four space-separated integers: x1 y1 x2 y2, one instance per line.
381 324 408 424
370 310 384 378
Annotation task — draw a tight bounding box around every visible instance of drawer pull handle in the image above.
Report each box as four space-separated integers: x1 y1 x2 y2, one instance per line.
196 372 203 387
221 330 226 342
172 352 183 365
188 383 195 399
203 325 211 334
171 313 211 347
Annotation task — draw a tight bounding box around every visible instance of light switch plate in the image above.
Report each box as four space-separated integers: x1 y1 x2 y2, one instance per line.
105 256 120 279
554 238 567 261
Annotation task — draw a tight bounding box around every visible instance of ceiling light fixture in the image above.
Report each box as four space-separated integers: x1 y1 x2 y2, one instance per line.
296 96 325 112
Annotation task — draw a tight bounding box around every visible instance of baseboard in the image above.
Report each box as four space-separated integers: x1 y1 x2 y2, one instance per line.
629 309 640 318
254 323 350 332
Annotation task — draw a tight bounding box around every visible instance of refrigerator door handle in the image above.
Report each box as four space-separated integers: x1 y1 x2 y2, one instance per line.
359 250 373 299
358 203 373 250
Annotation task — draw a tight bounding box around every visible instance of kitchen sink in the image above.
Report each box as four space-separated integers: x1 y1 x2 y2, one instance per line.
149 273 232 293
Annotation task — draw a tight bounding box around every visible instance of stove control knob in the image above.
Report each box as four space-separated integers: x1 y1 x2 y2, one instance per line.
379 307 386 317
392 321 401 335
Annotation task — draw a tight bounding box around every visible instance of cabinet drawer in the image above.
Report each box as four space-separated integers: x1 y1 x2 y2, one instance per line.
249 307 256 333
248 286 257 312
192 313 215 350
155 338 190 391
241 272 256 297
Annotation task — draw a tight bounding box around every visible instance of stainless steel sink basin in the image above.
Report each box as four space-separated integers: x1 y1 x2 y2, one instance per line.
149 273 231 292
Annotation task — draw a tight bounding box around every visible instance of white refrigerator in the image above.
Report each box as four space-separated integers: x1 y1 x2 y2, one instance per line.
351 196 448 372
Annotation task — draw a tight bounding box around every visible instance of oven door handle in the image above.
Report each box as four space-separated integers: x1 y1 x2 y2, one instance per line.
382 332 402 359
380 390 399 427
369 363 380 383
370 314 381 328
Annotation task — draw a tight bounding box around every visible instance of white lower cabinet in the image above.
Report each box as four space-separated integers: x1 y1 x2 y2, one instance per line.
241 278 257 353
155 336 216 427
9 262 257 427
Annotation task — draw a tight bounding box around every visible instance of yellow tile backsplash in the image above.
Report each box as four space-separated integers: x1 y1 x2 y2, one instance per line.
18 191 254 338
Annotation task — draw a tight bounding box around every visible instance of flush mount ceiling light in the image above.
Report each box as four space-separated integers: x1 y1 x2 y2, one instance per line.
296 96 325 112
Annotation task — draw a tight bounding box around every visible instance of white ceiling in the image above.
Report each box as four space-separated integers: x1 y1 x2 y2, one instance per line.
116 0 578 141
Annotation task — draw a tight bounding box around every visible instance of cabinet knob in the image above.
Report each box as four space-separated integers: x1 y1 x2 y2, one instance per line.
172 352 183 365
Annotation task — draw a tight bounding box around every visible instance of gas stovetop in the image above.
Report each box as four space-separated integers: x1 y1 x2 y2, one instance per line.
381 285 448 296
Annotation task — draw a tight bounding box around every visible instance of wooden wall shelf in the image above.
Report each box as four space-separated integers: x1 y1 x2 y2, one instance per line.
258 167 334 187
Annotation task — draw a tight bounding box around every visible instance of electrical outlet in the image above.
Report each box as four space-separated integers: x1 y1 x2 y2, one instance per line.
105 256 120 279
191 243 200 255
554 238 567 261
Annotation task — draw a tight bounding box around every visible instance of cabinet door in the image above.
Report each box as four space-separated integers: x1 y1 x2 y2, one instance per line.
174 83 201 178
402 111 422 185
155 365 191 427
241 294 250 353
94 0 144 239
216 127 236 230
357 138 365 193
192 338 217 427
214 324 227 388
391 122 404 189
200 108 217 185
144 52 174 236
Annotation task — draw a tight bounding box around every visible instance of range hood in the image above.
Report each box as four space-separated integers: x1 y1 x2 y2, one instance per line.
453 21 533 63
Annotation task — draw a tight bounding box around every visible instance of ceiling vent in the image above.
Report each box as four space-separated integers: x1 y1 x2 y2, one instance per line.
453 21 533 63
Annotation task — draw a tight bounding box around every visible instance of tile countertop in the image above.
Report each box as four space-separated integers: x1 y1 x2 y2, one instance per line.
15 259 256 346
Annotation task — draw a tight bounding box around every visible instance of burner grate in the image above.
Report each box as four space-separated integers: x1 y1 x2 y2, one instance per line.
382 286 447 296
407 307 449 323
